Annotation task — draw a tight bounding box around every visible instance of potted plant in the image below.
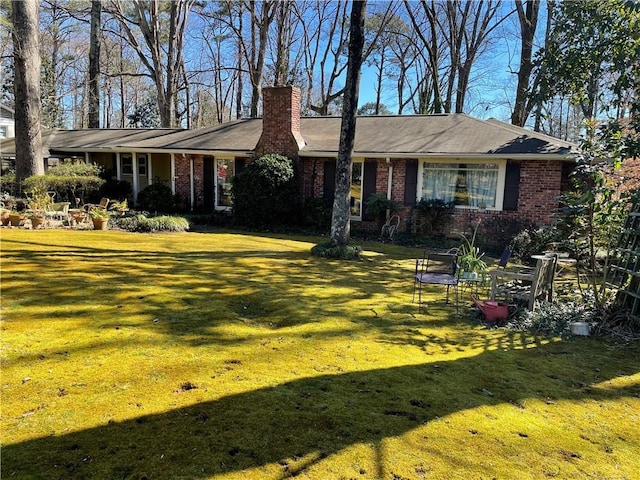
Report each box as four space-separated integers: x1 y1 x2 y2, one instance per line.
109 199 128 216
25 187 53 229
458 221 487 280
89 208 110 230
8 211 26 227
28 211 46 229
0 208 10 226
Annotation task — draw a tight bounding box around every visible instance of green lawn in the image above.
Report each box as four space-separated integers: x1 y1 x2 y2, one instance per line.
1 229 639 479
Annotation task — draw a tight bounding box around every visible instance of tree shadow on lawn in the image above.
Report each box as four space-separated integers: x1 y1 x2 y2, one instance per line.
3 341 639 479
1 237 420 341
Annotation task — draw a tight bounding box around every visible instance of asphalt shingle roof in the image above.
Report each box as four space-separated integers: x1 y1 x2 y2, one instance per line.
0 114 576 159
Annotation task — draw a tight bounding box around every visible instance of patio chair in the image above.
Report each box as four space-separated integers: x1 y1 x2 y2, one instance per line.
45 202 71 221
84 197 110 213
413 251 459 312
490 254 558 310
496 246 512 269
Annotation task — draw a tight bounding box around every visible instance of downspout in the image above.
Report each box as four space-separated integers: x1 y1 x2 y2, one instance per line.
386 157 393 219
170 154 176 195
190 157 195 211
386 157 393 200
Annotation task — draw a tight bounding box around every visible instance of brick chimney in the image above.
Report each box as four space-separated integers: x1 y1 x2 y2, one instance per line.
255 85 305 159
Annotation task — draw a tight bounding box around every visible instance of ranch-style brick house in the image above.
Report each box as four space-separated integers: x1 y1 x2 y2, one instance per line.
0 86 577 238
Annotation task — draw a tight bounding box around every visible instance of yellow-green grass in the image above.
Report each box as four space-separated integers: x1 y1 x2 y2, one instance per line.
1 229 638 480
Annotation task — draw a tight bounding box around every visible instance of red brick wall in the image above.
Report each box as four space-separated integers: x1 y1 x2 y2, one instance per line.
174 154 191 206
301 158 327 198
300 156 569 236
515 160 563 223
255 86 304 160
174 154 206 210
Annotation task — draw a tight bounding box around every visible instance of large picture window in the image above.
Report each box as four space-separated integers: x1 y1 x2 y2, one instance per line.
216 158 234 209
420 162 501 208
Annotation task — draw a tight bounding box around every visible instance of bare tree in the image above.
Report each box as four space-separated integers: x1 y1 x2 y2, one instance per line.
450 0 509 113
302 0 350 116
405 0 445 113
12 0 43 185
108 0 195 127
215 0 277 117
330 0 367 247
511 0 540 126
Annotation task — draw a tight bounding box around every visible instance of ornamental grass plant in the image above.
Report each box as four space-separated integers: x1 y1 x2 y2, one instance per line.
1 229 639 479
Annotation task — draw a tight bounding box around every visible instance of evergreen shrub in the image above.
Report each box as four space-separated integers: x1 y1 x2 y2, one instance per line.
232 154 300 228
137 183 178 213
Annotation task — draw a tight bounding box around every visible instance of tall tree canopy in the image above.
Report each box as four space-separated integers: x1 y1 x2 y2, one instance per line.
1 0 637 152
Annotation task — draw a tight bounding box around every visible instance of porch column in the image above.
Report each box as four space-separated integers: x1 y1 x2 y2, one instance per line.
85 152 90 164
132 152 139 202
115 152 121 180
147 154 153 184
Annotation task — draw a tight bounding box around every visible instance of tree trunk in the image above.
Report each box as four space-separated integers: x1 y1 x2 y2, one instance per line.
330 0 367 247
12 0 43 188
88 0 102 128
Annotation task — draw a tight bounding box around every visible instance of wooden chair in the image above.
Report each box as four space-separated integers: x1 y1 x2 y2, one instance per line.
84 197 110 213
413 251 459 312
490 254 558 310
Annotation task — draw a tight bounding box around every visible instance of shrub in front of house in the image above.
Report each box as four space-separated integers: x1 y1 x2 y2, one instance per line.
510 225 563 265
0 170 17 196
136 183 178 213
232 154 300 228
302 197 332 229
413 198 454 235
22 160 104 205
113 213 189 232
100 177 132 202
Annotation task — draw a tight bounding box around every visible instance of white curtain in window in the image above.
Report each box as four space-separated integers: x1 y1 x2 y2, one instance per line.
467 166 498 207
422 163 458 203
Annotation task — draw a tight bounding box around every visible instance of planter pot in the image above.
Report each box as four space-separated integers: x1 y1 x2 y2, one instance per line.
92 217 109 230
570 322 590 336
30 216 46 229
461 271 478 280
9 213 25 227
